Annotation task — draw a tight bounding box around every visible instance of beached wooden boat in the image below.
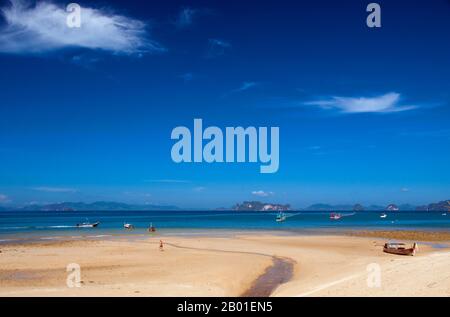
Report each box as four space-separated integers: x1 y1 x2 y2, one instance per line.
383 242 417 256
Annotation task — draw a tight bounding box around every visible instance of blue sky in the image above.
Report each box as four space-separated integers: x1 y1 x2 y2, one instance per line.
0 0 449 208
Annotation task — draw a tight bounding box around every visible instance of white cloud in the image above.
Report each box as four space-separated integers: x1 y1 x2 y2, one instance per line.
305 92 417 114
401 188 410 192
252 190 274 197
0 0 164 54
193 186 206 192
32 187 77 193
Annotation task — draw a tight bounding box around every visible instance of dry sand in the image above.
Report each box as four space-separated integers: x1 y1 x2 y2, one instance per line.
0 233 449 297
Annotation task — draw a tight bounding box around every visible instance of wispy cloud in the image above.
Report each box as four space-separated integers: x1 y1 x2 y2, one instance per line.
401 188 410 193
123 191 152 199
399 129 450 139
70 53 100 68
251 190 274 197
174 7 198 28
233 82 258 93
193 186 206 192
32 187 77 193
179 72 194 82
0 194 10 203
305 92 417 114
223 81 258 97
206 38 231 58
0 0 164 55
144 179 190 184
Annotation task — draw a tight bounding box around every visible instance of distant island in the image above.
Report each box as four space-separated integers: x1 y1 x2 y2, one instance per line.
302 200 449 212
416 200 450 212
233 201 291 212
232 200 450 212
1 199 449 212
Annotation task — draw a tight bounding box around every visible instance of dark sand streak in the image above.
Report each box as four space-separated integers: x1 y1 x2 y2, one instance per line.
159 241 295 297
241 257 294 297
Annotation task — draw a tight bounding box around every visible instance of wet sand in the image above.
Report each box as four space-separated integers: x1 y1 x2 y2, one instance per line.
347 230 450 242
241 257 294 297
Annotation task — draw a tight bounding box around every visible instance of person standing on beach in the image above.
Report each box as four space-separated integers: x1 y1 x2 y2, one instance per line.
159 240 164 251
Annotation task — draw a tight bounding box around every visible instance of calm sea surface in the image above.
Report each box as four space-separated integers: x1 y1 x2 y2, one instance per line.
0 210 449 242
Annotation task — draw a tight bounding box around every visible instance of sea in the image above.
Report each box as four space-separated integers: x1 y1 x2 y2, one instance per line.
0 210 449 244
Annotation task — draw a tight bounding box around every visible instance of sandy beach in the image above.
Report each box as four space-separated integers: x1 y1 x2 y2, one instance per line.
0 232 449 297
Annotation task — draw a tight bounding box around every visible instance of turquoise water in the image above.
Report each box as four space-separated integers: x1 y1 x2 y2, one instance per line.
1 210 449 243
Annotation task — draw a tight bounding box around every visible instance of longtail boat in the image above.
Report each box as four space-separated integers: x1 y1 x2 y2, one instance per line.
383 242 417 256
330 213 342 220
148 223 156 232
76 219 100 228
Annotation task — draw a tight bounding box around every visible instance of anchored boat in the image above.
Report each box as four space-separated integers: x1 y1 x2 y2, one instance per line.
124 223 134 230
276 212 287 222
148 222 156 232
329 213 342 220
76 219 100 228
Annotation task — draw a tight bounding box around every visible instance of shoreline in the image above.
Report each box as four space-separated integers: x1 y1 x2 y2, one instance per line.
2 227 450 246
1 231 449 297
